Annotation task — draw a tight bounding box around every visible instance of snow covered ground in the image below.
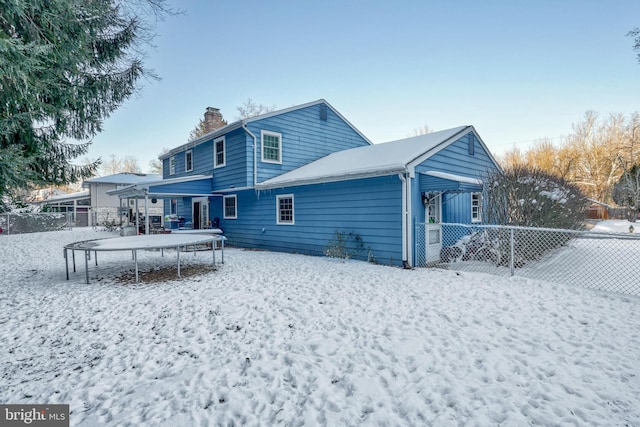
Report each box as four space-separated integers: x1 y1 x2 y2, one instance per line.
1 224 639 426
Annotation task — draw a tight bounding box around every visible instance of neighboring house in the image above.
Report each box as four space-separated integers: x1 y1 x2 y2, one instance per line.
110 99 500 266
41 173 162 227
37 191 91 226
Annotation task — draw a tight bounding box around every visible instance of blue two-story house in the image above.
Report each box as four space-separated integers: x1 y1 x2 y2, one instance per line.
111 99 500 267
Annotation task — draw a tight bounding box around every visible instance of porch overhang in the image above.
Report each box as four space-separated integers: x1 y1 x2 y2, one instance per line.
419 171 483 193
107 175 214 199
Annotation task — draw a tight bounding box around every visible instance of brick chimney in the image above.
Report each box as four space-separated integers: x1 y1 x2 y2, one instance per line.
204 107 225 133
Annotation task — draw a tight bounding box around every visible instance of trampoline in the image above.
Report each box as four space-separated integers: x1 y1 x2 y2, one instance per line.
64 234 225 283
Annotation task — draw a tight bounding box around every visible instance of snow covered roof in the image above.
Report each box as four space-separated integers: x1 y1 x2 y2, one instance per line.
256 126 472 189
39 191 90 204
82 173 161 186
159 99 372 161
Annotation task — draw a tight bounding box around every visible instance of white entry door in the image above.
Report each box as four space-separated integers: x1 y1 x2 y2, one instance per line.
425 192 442 263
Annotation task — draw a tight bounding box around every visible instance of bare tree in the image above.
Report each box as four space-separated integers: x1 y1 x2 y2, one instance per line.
100 155 142 176
409 124 433 137
148 148 170 174
236 98 277 119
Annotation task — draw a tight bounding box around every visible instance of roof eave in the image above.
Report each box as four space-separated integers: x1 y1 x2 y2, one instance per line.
256 167 405 190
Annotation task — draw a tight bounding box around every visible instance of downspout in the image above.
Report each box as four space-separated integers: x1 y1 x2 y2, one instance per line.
398 173 410 268
242 122 258 187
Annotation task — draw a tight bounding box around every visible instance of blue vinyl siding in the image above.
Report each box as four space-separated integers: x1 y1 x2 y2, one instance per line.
247 104 370 184
163 102 369 189
413 131 496 225
150 178 213 195
212 129 252 189
415 133 495 180
217 175 404 266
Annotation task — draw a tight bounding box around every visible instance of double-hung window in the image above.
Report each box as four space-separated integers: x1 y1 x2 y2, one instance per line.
261 130 282 164
471 192 482 223
276 194 294 225
185 150 193 172
169 156 176 175
223 195 237 219
214 137 225 168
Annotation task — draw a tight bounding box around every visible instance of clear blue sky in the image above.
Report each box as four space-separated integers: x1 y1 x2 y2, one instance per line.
86 0 640 172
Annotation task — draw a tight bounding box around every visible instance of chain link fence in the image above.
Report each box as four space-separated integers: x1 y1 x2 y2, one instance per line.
0 212 73 235
416 222 640 296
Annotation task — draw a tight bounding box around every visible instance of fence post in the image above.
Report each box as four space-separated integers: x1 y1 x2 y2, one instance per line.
6 213 9 235
510 227 514 276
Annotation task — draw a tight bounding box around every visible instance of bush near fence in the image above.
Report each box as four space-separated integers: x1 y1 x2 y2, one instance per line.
417 222 640 296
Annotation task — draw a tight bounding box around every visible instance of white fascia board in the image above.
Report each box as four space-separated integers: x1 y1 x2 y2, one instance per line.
245 99 373 146
406 126 473 171
467 125 503 173
159 123 243 161
422 171 483 185
255 167 405 190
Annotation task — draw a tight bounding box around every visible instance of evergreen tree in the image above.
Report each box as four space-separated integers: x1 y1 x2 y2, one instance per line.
0 0 170 210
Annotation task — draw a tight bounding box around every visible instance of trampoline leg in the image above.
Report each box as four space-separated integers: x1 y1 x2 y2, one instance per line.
134 250 139 283
212 244 216 266
64 249 69 280
194 244 196 256
176 246 182 277
95 251 98 266
84 250 90 284
221 239 224 264
161 248 164 257
72 250 76 272
177 246 181 278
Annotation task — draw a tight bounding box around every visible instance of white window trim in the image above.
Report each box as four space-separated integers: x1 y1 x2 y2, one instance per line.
185 149 193 172
276 194 294 225
471 192 482 223
214 136 226 168
261 130 282 164
169 156 176 175
223 195 237 219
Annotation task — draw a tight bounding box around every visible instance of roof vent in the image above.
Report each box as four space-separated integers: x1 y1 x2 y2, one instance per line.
319 104 327 121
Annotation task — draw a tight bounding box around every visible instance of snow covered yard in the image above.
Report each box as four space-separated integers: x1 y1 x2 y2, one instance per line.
1 228 639 426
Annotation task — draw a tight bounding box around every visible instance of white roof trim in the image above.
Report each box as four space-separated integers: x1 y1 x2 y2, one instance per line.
422 171 482 186
39 191 90 204
107 175 212 197
159 99 372 160
256 167 405 190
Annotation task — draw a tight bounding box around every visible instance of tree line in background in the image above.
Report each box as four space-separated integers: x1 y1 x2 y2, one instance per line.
500 111 640 218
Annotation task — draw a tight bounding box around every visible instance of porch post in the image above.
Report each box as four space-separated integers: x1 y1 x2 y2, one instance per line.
135 199 139 234
144 192 150 235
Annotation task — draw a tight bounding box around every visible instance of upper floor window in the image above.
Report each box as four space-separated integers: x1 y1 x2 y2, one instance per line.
169 156 176 175
468 136 475 156
214 137 225 168
261 130 282 164
471 192 482 223
276 194 294 225
223 195 237 219
185 150 193 172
